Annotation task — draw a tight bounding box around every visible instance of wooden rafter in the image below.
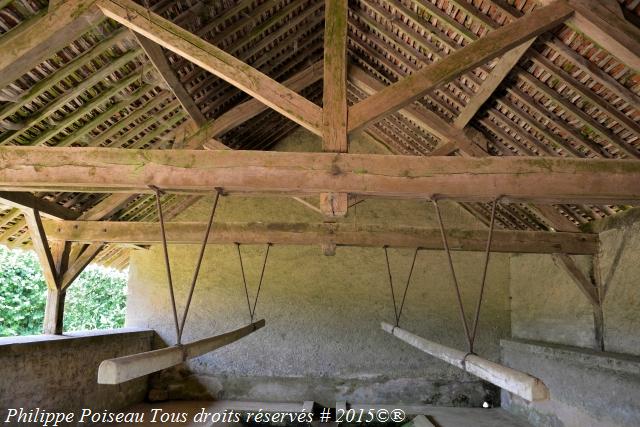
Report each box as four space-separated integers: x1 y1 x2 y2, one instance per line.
97 0 323 136
543 0 640 71
1 147 639 204
453 39 536 129
183 61 324 150
0 0 103 89
348 65 485 156
133 33 207 127
44 220 598 255
347 1 574 133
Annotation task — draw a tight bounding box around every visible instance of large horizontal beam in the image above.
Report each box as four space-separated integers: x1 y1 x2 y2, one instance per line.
43 221 598 254
1 147 639 204
347 1 574 132
97 0 323 135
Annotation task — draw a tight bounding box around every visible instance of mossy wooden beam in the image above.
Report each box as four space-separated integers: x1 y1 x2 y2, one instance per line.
1 146 639 204
347 0 574 133
0 0 104 89
97 0 323 136
323 0 348 153
43 220 599 254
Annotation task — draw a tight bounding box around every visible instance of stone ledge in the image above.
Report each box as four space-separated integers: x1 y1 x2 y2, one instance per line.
501 338 640 375
0 327 154 352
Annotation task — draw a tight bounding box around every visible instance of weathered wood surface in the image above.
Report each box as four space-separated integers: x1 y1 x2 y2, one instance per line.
1 147 639 204
0 0 103 89
98 319 265 384
97 0 323 135
134 34 207 127
323 0 348 153
0 192 80 220
348 1 574 132
381 322 549 402
453 39 536 129
44 221 599 254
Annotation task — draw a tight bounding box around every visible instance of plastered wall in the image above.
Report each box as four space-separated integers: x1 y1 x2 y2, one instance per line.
0 329 153 417
503 212 640 427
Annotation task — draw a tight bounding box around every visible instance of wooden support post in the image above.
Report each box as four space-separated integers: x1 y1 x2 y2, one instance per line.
381 322 549 402
320 193 348 219
43 288 66 335
98 319 265 384
23 209 73 334
322 0 349 218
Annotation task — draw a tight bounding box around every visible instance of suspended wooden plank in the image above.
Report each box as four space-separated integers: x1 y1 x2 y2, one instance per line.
381 322 549 402
44 220 599 254
98 319 265 384
0 147 639 205
348 1 574 132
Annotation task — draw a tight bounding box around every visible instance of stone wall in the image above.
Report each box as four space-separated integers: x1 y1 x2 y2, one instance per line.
125 129 512 406
0 329 153 417
503 211 640 427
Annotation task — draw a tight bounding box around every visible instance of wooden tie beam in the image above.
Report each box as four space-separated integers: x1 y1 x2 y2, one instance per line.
43 221 598 255
0 147 639 204
98 320 265 384
381 322 549 402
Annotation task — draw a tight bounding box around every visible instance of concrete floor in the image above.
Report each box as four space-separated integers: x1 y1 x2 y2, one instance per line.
113 401 531 427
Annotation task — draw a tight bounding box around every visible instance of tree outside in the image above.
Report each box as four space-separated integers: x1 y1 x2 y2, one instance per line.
0 245 128 336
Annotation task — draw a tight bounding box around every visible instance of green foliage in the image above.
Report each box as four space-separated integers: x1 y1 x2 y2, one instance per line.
0 246 47 336
64 266 128 331
0 246 128 337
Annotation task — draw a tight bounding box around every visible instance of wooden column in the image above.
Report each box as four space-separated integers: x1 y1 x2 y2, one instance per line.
23 209 72 334
321 0 350 220
43 288 66 335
